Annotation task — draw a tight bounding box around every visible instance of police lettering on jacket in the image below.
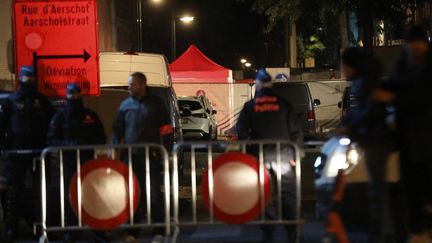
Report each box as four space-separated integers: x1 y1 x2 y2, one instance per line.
236 88 302 144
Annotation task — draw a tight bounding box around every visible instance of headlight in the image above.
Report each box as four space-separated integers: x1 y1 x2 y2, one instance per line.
314 155 324 179
314 156 322 168
339 138 351 146
326 139 362 177
346 149 359 165
344 146 361 174
327 153 348 177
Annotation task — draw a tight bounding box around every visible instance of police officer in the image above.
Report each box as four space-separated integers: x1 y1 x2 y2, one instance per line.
111 72 173 237
48 83 105 147
236 69 302 242
0 65 55 241
47 83 106 242
237 69 301 142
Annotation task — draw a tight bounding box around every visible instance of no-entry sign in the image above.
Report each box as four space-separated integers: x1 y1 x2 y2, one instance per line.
69 158 140 230
13 0 100 97
201 152 271 224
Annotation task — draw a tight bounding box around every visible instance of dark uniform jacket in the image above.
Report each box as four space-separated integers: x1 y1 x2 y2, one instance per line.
111 95 172 147
0 91 54 149
236 88 302 145
48 105 106 146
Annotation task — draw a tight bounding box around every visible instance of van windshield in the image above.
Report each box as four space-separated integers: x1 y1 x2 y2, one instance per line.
272 83 309 105
178 100 203 111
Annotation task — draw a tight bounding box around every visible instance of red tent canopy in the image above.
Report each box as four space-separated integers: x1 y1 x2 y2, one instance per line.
170 45 233 83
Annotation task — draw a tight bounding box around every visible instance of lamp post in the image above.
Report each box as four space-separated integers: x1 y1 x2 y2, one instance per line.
171 15 194 61
136 0 162 52
136 0 143 51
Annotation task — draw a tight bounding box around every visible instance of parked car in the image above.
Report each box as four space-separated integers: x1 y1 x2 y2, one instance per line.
314 136 400 229
272 82 320 140
178 96 217 140
338 87 356 120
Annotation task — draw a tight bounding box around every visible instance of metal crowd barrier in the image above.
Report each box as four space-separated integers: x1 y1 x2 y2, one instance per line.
171 140 303 243
0 149 43 172
36 144 171 243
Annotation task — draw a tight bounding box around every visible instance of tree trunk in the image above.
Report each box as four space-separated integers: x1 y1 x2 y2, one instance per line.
359 0 374 54
430 0 432 34
110 0 117 51
290 20 297 68
339 10 349 50
284 16 290 67
284 16 297 68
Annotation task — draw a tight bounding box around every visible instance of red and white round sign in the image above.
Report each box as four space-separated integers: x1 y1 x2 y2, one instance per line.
69 158 140 230
201 152 271 224
196 89 206 97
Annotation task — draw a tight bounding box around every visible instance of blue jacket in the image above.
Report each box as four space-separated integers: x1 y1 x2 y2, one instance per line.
111 95 171 146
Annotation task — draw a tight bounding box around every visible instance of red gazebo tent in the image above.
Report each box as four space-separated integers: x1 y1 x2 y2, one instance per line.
169 45 233 83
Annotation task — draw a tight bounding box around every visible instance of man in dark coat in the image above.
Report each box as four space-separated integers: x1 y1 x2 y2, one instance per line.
338 48 399 242
111 72 173 238
381 25 432 242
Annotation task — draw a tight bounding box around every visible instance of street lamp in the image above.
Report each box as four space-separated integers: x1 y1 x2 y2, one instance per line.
179 16 195 23
245 62 252 68
172 15 195 61
240 58 247 64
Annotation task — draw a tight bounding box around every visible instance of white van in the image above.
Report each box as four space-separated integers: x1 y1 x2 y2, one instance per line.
99 52 172 87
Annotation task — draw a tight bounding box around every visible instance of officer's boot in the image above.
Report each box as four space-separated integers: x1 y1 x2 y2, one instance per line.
2 186 19 242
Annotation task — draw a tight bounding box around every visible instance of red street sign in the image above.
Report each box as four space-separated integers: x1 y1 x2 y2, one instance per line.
69 158 140 230
13 0 100 97
201 152 271 224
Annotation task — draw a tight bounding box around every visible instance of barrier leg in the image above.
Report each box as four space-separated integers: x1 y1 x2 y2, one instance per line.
170 226 179 243
38 232 48 243
295 145 302 243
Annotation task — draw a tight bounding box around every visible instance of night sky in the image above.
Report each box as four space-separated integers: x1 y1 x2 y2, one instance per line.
140 0 266 70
